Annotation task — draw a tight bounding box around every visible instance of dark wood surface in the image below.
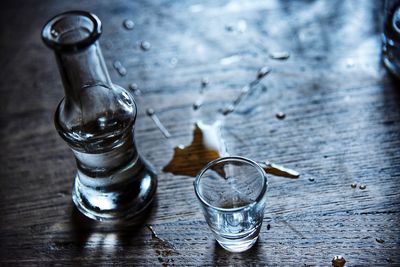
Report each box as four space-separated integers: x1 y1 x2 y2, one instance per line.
1 0 400 266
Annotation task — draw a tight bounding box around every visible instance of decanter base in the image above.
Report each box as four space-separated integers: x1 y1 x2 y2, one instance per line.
72 162 157 221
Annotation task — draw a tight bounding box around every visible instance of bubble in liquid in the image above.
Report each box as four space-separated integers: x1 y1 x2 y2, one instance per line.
123 19 135 30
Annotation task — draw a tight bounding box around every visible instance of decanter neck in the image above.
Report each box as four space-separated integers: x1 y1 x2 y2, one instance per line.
42 11 112 101
55 42 112 101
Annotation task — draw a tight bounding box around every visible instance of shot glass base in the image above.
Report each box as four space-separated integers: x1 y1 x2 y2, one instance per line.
216 235 259 253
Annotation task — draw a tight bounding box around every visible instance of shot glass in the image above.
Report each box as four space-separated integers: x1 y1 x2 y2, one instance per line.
382 0 400 78
194 156 268 252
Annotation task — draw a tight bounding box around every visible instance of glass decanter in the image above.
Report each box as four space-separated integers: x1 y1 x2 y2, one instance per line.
42 10 157 221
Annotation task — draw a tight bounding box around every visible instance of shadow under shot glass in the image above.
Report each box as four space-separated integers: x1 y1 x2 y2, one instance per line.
194 156 268 252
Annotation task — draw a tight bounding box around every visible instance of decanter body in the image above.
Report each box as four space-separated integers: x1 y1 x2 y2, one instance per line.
42 11 157 221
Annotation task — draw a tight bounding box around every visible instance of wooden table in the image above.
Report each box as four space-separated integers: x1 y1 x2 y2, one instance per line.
1 0 399 265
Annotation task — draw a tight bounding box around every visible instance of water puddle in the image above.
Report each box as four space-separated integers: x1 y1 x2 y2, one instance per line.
163 121 299 179
163 121 225 177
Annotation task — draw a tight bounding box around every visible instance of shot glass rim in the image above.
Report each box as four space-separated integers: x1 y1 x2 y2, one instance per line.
194 156 268 212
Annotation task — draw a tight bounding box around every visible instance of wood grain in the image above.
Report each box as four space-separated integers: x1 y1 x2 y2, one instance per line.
1 0 399 265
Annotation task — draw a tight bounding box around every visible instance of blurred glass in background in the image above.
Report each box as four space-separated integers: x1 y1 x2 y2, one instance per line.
382 0 400 78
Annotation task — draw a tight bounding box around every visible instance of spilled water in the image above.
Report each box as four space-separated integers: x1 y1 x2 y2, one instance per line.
163 121 299 178
221 66 271 116
146 108 171 138
163 121 225 177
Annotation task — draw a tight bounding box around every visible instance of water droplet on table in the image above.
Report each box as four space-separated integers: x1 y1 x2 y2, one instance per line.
113 61 122 69
123 19 135 30
332 255 346 267
113 60 127 76
237 19 247 33
193 100 202 110
220 55 241 65
128 83 141 95
201 77 209 88
346 59 355 68
146 108 171 138
117 67 127 76
170 57 178 66
225 24 234 32
276 112 286 120
259 161 300 179
270 51 290 60
222 104 235 115
140 41 151 51
257 66 271 79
